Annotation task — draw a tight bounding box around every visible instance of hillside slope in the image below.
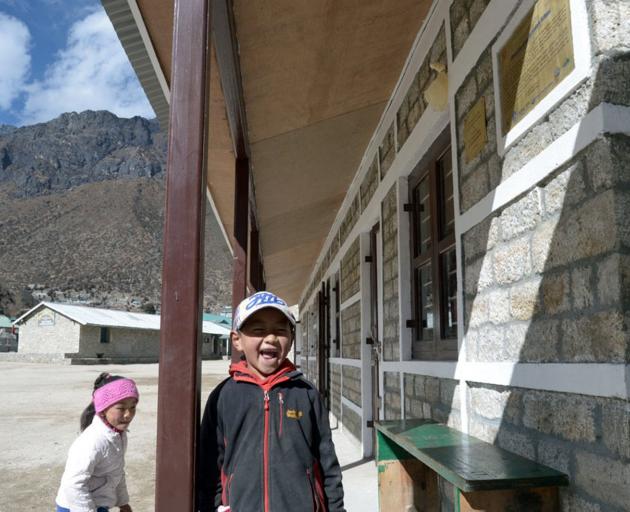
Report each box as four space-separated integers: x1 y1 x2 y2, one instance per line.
0 111 231 316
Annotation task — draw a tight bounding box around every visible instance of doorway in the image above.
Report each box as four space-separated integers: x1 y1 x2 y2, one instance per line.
317 282 331 409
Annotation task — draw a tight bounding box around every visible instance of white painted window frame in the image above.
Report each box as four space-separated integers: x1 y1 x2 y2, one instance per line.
359 232 374 457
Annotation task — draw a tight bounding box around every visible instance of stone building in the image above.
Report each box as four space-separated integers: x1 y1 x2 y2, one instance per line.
12 302 230 363
295 2 630 509
105 0 629 509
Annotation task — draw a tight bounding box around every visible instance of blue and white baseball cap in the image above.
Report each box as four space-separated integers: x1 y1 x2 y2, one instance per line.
232 291 296 331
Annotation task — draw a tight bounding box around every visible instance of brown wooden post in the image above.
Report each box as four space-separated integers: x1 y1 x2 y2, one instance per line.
249 227 262 291
231 156 249 362
155 0 210 509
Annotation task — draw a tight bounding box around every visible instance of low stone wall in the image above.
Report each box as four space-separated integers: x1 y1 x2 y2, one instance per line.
383 371 401 420
0 352 72 364
70 355 159 365
0 352 163 364
404 374 461 430
381 185 399 362
331 363 342 420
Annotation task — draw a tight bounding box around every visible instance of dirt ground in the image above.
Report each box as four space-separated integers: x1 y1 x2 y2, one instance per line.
0 359 230 512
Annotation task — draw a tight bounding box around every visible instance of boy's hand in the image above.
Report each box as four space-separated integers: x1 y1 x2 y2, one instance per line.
119 505 133 512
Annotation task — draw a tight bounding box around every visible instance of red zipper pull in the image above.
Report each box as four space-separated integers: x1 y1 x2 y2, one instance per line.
264 390 270 411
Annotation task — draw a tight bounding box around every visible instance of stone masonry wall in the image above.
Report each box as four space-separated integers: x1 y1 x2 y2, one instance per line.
455 2 630 214
404 374 461 431
341 365 361 407
383 371 401 420
467 383 630 510
80 326 159 359
454 4 630 511
331 363 341 420
460 145 630 506
300 313 309 358
455 46 500 212
307 359 317 387
342 403 362 443
397 24 447 149
381 184 400 361
360 157 379 213
299 304 319 383
340 195 360 246
340 238 360 303
306 303 317 358
341 301 361 359
462 136 630 364
449 0 492 59
379 121 396 177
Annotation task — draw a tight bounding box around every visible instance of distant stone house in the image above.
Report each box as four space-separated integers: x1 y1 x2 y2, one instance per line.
12 302 230 364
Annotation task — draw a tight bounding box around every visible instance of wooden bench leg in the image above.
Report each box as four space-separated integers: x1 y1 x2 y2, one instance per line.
378 458 439 511
456 486 559 512
377 431 439 511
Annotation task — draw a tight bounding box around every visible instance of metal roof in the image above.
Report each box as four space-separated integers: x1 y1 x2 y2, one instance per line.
14 302 229 336
202 313 231 326
101 0 170 129
202 320 231 336
0 315 13 328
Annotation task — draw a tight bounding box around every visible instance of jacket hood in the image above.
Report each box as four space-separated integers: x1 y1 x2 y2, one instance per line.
229 359 301 390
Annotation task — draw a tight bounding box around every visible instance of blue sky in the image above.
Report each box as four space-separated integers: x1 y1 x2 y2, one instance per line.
0 0 154 127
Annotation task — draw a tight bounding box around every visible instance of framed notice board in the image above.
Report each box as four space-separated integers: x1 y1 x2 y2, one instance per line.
492 0 591 154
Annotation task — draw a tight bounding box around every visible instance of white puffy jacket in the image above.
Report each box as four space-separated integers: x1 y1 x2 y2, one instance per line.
55 415 130 512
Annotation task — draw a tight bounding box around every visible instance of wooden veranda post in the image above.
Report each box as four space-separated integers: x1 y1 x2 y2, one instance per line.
156 0 210 509
230 156 249 362
212 0 252 362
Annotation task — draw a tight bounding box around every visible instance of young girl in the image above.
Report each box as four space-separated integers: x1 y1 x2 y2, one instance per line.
55 372 139 512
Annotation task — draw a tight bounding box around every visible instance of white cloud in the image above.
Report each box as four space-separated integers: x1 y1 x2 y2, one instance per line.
0 12 31 110
21 10 154 125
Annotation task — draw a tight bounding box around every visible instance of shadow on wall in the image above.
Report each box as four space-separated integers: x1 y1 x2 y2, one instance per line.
461 51 630 510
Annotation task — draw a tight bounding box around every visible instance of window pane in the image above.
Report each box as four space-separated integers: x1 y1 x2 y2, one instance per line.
441 248 457 339
413 177 431 256
438 150 454 239
415 263 433 341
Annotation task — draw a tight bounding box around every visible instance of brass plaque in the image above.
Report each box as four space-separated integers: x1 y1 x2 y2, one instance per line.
498 0 574 135
464 97 487 163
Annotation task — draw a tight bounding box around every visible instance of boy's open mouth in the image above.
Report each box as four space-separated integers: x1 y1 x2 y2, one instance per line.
260 348 279 360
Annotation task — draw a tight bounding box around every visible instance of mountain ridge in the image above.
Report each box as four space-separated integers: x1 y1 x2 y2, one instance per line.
0 110 231 317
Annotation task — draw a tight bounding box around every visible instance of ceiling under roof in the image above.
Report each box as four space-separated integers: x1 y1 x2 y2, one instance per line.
106 0 432 304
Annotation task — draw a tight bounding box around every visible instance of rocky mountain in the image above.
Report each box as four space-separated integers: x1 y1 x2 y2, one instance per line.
0 124 16 136
0 110 232 317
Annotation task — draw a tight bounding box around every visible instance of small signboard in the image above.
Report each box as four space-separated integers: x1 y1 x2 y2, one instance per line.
38 312 55 327
463 97 487 163
498 0 575 136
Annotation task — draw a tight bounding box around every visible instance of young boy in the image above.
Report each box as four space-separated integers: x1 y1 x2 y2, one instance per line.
197 291 345 512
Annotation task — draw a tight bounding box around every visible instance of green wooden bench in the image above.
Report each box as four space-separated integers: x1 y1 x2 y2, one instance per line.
375 419 568 511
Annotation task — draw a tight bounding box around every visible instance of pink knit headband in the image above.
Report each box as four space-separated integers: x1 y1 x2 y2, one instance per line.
93 378 139 413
